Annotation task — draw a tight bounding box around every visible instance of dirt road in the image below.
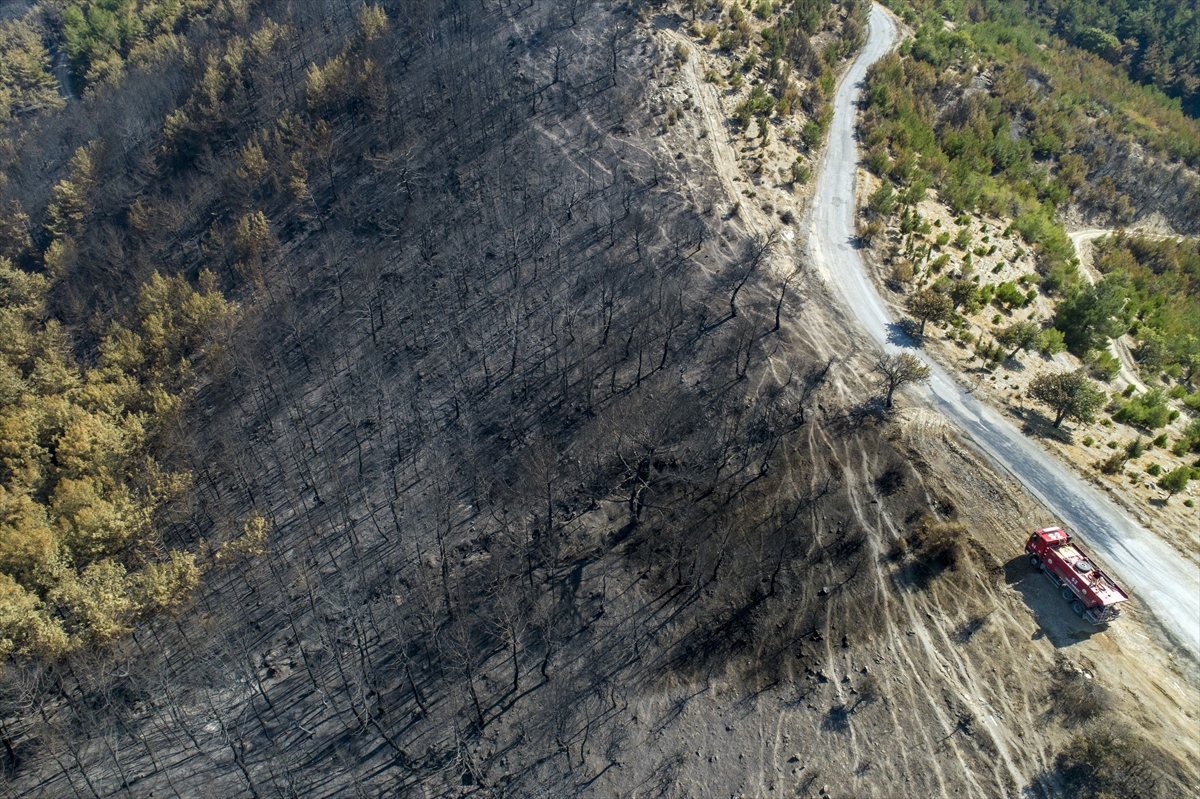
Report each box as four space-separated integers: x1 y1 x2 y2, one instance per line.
806 4 1200 660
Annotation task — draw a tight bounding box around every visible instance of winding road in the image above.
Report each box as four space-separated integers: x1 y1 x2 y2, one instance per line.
806 5 1200 659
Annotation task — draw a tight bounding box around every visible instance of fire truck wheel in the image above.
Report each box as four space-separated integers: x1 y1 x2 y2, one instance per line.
1071 601 1085 616
1061 587 1075 602
1028 555 1040 568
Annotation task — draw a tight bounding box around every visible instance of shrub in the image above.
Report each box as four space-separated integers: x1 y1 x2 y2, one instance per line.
1082 436 1094 447
1099 452 1126 474
912 519 966 572
1146 463 1162 477
857 219 884 244
1179 418 1200 452
1037 328 1066 356
791 159 810 184
800 119 823 150
992 281 1027 309
1113 389 1172 429
1050 668 1112 724
1053 724 1170 799
1158 466 1191 499
1088 350 1120 382
890 260 914 285
1152 433 1168 448
869 180 897 217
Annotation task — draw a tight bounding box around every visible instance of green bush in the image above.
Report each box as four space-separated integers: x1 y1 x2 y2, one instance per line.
1088 350 1120 382
869 180 897 217
1158 466 1191 498
1146 463 1162 477
1113 389 1172 429
992 281 1027 310
1037 328 1066 356
791 159 810 184
800 119 822 150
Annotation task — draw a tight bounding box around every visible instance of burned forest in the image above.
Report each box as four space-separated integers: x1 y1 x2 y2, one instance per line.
0 0 1196 796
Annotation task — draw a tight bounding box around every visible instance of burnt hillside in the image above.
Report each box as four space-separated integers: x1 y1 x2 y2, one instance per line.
0 0 1196 796
0 0 917 794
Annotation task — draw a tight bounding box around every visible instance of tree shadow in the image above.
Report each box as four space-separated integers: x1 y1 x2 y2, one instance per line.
886 320 920 348
1001 356 1027 372
821 703 851 733
1019 409 1074 444
890 550 955 592
953 612 991 644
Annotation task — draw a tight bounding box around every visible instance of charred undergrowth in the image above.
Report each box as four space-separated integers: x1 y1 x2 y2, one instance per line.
0 0 939 795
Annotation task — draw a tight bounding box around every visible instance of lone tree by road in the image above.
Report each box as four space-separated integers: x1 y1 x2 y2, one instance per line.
875 352 931 408
1028 369 1106 428
996 321 1041 360
905 288 952 336
1157 467 1191 502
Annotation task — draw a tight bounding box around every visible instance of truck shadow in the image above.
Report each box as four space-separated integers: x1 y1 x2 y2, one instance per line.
1002 555 1103 648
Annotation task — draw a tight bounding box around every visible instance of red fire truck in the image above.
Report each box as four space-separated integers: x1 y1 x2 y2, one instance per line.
1026 527 1129 625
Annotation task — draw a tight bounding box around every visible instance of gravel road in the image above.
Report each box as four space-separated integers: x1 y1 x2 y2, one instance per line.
807 4 1200 659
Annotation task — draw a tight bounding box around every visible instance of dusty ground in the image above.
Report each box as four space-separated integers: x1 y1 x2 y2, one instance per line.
650 7 858 238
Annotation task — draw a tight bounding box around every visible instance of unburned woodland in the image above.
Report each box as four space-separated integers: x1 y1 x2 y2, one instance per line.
0 0 1196 796
853 0 1200 542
